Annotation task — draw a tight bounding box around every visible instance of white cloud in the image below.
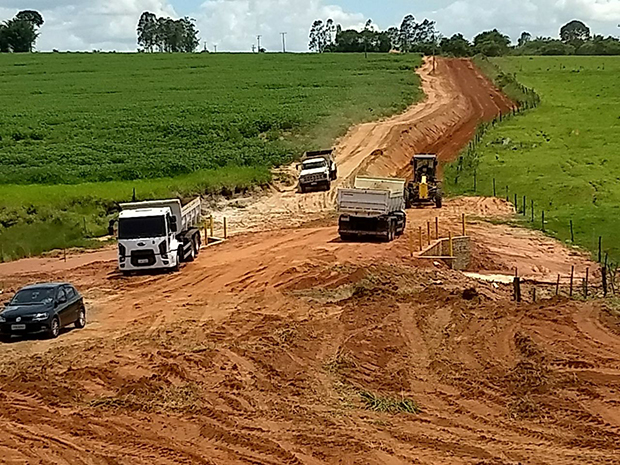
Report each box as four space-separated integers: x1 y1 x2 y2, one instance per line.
195 0 364 52
1 1 177 51
1 0 619 51
421 0 620 42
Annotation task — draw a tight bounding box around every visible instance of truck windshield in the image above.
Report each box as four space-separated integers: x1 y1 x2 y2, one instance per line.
303 160 326 170
118 216 166 240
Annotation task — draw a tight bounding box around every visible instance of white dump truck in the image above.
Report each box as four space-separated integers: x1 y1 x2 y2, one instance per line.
117 197 202 273
337 177 407 242
297 149 338 193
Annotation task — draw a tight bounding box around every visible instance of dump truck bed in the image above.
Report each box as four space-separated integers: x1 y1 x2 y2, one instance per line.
338 177 406 218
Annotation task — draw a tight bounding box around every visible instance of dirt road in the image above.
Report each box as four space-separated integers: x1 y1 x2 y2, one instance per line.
0 58 618 465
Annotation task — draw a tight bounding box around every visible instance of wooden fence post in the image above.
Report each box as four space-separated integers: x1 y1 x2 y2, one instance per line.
409 231 414 257
448 231 453 257
419 227 423 252
427 221 431 245
584 267 589 297
435 217 439 239
570 220 574 243
523 196 526 216
570 265 574 297
224 218 228 239
493 178 496 197
462 213 466 237
542 211 546 232
514 276 522 302
556 274 560 296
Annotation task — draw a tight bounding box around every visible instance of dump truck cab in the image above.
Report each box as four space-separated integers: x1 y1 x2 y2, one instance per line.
405 154 443 209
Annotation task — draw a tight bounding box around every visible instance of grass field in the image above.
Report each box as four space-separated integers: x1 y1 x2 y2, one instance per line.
0 53 422 260
447 56 620 262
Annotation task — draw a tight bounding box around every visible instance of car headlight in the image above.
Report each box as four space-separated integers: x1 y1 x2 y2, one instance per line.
0 315 5 323
32 312 49 321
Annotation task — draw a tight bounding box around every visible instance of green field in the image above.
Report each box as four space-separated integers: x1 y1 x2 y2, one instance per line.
447 56 620 262
0 53 422 260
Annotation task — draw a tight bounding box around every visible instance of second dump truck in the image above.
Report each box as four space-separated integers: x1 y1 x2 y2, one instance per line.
337 176 407 242
117 197 202 273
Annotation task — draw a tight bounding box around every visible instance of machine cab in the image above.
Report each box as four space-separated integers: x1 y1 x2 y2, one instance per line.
412 155 438 183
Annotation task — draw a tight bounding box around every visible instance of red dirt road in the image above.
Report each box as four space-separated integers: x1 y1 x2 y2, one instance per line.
0 59 618 465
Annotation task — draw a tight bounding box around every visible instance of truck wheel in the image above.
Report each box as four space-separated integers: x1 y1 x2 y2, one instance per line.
435 193 443 208
175 246 183 269
187 241 196 262
324 181 332 191
194 235 201 256
300 185 306 194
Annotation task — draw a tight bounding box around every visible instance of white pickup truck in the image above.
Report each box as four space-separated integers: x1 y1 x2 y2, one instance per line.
117 197 202 273
298 149 338 193
337 177 407 242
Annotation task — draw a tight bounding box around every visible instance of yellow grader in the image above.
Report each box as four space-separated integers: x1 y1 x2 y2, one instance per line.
405 154 443 209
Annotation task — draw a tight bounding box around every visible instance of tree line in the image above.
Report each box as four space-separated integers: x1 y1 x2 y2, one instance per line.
309 15 437 54
0 10 44 53
310 16 620 57
137 12 199 53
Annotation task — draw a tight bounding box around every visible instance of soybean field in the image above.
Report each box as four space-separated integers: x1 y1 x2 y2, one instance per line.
0 52 422 260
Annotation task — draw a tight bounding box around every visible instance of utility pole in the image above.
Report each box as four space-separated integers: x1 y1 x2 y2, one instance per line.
214 44 217 53
257 35 262 53
280 32 287 53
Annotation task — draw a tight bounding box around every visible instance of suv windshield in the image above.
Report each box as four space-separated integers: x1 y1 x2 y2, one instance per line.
11 288 55 305
303 160 326 170
118 216 166 240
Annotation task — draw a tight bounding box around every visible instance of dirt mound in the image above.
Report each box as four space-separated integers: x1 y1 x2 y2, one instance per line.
1 258 619 464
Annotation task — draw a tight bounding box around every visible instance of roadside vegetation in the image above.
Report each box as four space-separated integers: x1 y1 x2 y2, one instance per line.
446 56 620 261
0 52 422 260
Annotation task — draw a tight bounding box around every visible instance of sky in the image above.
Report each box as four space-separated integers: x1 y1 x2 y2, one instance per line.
0 0 619 52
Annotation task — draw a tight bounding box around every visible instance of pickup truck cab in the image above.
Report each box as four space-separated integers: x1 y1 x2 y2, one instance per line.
298 149 337 193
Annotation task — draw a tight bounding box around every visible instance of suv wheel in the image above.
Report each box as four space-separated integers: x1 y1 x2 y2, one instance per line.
75 307 86 329
48 317 60 339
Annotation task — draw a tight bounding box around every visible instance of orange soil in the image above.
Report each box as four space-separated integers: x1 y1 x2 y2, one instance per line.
0 59 618 465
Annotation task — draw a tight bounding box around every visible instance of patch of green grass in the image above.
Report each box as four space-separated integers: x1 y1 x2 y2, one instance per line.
359 390 421 414
0 53 422 260
446 56 620 262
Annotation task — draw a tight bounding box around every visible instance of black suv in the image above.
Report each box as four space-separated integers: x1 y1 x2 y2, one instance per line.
0 283 86 340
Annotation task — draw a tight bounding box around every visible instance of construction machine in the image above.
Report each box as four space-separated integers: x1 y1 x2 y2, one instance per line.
405 154 443 209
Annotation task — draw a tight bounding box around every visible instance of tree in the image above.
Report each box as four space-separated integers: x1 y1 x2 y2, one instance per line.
386 26 400 50
15 10 44 28
440 33 472 57
179 17 199 52
330 28 391 53
473 29 511 56
309 20 326 52
518 31 531 47
0 24 8 53
137 12 157 52
399 14 416 52
2 18 38 52
0 10 43 52
560 20 590 47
